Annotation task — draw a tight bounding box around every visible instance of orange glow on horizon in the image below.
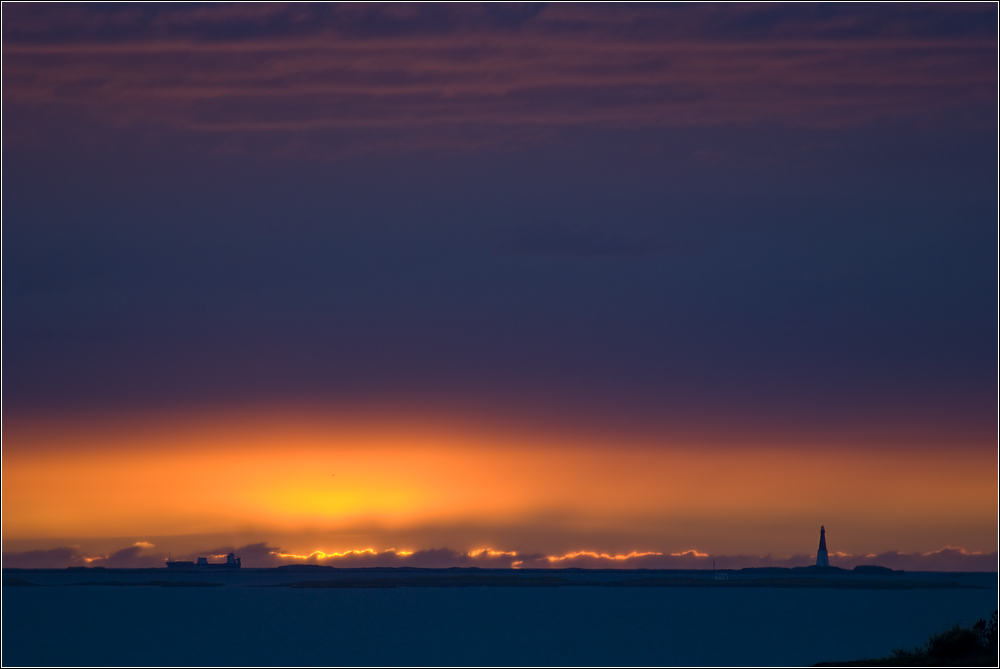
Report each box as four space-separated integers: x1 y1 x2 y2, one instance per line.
2 410 996 558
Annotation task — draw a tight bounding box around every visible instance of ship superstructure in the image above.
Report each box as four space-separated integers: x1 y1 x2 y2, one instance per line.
166 551 241 569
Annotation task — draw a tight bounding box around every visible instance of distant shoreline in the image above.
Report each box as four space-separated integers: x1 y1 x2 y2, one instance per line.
3 566 993 590
266 576 986 590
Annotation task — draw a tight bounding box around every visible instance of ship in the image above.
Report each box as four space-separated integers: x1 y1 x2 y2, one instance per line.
166 551 241 569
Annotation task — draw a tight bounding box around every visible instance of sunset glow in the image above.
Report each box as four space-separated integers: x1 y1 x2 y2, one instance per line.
4 7 996 668
2 4 995 576
3 408 995 561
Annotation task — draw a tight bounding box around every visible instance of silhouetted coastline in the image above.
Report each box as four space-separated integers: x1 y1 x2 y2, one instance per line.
2 565 987 591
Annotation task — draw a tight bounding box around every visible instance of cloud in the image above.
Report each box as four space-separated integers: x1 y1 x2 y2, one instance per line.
100 543 164 569
269 547 544 570
839 547 999 573
5 542 995 571
3 4 994 155
2 547 89 569
1 542 165 569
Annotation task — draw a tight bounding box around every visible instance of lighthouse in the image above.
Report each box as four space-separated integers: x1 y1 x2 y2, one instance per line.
816 525 829 567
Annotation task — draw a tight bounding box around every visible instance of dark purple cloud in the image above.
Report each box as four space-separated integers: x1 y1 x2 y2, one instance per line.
102 542 166 569
3 4 994 156
847 548 1000 573
2 546 88 569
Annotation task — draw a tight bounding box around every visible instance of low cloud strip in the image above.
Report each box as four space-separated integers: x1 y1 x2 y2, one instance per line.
4 542 995 572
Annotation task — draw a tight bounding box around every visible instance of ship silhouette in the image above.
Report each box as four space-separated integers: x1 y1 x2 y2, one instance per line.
166 551 241 569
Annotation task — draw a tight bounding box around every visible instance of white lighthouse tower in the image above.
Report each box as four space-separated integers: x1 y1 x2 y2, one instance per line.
816 525 830 567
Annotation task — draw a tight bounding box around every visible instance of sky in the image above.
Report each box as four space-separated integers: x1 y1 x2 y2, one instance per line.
2 3 997 571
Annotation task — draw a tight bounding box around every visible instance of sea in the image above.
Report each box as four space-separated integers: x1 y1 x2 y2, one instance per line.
3 568 996 666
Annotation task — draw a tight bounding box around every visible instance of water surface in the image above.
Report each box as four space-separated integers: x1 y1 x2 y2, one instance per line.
4 576 995 666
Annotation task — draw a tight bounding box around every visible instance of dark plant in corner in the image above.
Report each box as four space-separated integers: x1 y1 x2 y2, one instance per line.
816 611 998 666
888 610 998 666
971 609 998 651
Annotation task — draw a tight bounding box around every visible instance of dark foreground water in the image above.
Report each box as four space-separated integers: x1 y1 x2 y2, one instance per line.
4 572 996 666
